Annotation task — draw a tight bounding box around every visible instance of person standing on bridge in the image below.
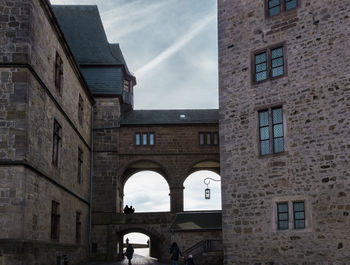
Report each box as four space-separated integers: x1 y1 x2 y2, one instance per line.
170 242 183 265
125 243 134 265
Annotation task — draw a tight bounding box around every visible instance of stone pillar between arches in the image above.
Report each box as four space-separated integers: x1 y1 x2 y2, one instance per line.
170 186 184 213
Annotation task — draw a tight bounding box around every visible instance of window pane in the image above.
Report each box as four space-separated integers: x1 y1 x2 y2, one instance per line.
269 5 281 16
272 66 284 77
260 140 270 155
206 133 211 145
294 202 304 211
149 133 155 145
259 111 269 126
199 133 205 145
295 220 305 229
255 52 266 64
213 133 219 145
294 212 305 219
278 203 288 212
271 47 283 59
278 220 288 230
260 127 269 140
272 57 283 68
256 62 267 73
273 124 283 138
142 133 147 145
278 213 288 221
274 138 284 153
135 134 140 145
269 0 280 8
256 71 267 81
285 0 297 10
272 108 283 124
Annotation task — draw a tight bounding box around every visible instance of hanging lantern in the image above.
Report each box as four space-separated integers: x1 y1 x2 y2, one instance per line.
205 187 210 199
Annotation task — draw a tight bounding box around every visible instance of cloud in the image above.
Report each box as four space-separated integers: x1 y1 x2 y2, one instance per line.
135 12 216 78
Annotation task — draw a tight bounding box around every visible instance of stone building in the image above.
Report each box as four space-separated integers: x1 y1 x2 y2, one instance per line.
218 0 350 264
1 1 222 265
0 0 93 264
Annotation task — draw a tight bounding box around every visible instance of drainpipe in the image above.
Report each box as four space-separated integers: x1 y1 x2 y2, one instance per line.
89 104 94 257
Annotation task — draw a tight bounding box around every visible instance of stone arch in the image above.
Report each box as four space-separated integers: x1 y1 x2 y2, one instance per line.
117 226 168 260
185 159 220 180
120 159 170 190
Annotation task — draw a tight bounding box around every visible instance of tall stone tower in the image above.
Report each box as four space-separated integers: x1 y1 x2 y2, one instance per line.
218 0 350 264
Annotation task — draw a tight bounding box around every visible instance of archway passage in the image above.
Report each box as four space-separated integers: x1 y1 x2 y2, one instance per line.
184 170 221 211
124 232 150 257
123 171 170 212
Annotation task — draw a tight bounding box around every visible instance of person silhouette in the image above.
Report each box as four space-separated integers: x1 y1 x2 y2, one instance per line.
124 205 130 214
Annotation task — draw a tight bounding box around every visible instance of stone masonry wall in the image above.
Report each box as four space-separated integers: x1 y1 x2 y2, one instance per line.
218 0 350 264
1 0 92 264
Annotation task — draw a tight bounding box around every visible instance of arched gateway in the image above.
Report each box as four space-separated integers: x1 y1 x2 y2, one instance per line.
92 108 222 262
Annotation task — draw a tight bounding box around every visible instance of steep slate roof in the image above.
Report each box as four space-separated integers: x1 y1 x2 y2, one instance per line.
52 5 135 95
52 5 116 64
119 109 219 125
170 211 222 231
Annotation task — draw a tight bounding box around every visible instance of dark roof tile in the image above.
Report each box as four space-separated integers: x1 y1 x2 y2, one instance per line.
119 109 219 125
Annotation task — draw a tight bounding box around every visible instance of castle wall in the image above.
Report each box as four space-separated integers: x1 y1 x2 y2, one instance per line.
218 0 350 264
0 0 92 264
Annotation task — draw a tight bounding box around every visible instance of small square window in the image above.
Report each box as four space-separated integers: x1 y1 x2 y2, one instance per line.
268 0 281 16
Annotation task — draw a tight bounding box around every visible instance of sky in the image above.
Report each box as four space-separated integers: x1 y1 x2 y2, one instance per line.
50 0 218 109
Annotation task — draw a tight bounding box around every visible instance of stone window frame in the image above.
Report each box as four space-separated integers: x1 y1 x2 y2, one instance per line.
251 42 288 84
264 0 299 18
52 119 62 167
51 200 60 241
77 147 83 184
257 105 286 157
199 132 219 146
272 196 312 233
54 52 63 94
135 132 156 146
76 211 82 243
78 94 84 126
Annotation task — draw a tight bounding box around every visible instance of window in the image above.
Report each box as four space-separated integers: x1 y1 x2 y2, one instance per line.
124 79 131 92
258 107 284 155
277 202 289 230
149 133 155 146
52 120 62 167
135 133 141 146
135 132 155 146
266 0 298 17
293 202 305 229
76 211 81 243
276 201 306 230
78 95 84 125
54 52 63 92
77 148 83 184
199 132 219 146
51 201 60 241
254 45 285 82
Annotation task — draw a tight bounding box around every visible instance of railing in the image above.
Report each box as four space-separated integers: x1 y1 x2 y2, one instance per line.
183 239 222 257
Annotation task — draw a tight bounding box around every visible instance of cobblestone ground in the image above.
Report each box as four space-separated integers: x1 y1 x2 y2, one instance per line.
81 254 170 265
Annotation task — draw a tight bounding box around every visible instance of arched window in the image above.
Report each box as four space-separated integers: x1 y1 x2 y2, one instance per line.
184 170 221 211
123 171 170 212
124 232 150 257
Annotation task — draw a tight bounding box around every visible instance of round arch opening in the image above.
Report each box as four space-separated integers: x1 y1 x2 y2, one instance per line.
184 170 221 211
123 170 170 212
123 232 150 257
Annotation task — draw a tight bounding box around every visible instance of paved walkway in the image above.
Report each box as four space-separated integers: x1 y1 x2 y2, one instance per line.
82 254 170 265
